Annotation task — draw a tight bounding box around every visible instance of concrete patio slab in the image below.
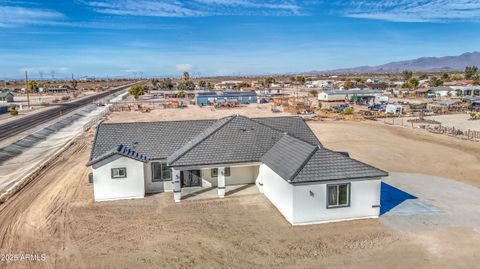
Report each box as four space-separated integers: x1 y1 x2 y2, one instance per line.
381 172 480 232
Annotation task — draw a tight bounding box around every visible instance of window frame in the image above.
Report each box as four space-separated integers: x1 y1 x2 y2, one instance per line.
111 167 127 179
211 167 231 177
151 162 172 182
326 183 351 209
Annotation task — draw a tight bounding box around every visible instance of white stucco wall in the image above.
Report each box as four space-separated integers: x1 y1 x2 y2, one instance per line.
292 179 381 225
260 164 294 223
144 160 174 193
201 165 259 186
92 155 145 201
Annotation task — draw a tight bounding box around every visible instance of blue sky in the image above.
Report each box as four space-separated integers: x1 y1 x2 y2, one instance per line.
1 0 479 78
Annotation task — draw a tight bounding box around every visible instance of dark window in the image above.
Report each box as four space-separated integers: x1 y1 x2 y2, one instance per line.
152 162 171 182
111 168 127 178
211 167 230 177
327 183 350 208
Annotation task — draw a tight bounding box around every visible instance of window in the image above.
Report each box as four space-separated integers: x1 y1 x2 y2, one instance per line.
152 162 171 182
211 167 230 177
327 183 350 208
111 168 127 178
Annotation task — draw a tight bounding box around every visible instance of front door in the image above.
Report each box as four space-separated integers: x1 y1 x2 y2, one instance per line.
181 170 202 187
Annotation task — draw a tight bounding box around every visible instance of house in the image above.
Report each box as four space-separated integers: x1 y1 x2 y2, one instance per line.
0 91 14 102
428 86 456 97
87 115 388 225
318 89 383 105
196 90 257 106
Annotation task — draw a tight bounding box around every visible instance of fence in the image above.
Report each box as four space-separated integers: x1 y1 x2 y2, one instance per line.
425 125 480 142
83 105 111 131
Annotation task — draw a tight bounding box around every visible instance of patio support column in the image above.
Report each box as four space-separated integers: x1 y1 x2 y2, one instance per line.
173 169 181 202
218 167 225 198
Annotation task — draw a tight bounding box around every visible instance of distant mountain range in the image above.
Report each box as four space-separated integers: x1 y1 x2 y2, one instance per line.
313 52 480 75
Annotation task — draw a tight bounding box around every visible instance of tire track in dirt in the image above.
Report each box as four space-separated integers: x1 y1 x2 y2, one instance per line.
0 133 91 268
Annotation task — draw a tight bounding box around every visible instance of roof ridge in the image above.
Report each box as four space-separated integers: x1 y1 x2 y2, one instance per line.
100 118 217 126
250 117 319 147
287 144 319 182
167 115 237 165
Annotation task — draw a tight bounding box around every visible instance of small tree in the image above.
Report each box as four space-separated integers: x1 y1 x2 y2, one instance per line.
159 78 174 90
128 85 145 99
343 107 353 115
407 78 419 90
27 81 39 93
198 80 207 88
236 82 251 90
9 105 18 115
182 71 190 81
178 90 185 98
177 81 195 91
295 76 306 85
465 66 478 80
264 77 276 87
402 70 413 81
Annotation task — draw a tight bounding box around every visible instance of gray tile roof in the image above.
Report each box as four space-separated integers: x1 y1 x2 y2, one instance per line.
89 120 216 162
261 135 388 183
260 134 318 181
252 116 321 146
87 144 149 166
167 116 235 165
89 115 387 183
167 115 285 167
291 148 389 183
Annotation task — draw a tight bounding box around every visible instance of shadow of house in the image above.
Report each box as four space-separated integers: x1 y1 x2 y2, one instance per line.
380 182 417 215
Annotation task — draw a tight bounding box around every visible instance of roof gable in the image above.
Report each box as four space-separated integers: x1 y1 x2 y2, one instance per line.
167 115 285 167
87 144 149 166
260 135 317 182
292 148 388 183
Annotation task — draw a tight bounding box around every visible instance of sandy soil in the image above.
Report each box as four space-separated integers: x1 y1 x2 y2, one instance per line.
106 104 290 123
0 108 479 268
310 120 480 187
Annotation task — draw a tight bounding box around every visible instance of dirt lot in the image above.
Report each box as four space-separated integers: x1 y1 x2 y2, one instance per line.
0 108 479 268
106 104 291 123
311 120 480 187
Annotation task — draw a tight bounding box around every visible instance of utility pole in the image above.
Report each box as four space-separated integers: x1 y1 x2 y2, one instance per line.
25 71 30 109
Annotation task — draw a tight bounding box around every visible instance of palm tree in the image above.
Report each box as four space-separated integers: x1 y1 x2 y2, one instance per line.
182 72 190 81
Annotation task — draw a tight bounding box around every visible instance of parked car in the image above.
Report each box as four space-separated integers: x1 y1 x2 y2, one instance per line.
368 104 384 111
331 103 349 112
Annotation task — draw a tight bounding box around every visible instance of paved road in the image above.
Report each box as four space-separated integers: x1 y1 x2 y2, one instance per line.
0 84 134 141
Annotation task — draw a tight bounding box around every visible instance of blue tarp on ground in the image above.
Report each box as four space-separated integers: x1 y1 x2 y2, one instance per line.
380 182 417 215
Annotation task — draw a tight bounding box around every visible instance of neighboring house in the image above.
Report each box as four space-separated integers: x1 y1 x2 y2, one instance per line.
318 89 383 105
87 115 387 225
196 90 257 106
428 86 456 97
0 91 14 102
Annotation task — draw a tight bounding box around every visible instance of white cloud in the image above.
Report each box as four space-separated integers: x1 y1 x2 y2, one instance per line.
0 5 65 27
83 0 304 17
342 0 480 22
176 64 193 71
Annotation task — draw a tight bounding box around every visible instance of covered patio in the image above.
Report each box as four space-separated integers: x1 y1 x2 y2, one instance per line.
181 184 260 201
171 164 260 202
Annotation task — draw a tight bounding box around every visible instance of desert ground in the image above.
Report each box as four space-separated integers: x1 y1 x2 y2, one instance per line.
0 105 479 268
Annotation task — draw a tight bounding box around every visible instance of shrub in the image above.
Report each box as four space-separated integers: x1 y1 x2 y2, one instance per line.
343 107 353 115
